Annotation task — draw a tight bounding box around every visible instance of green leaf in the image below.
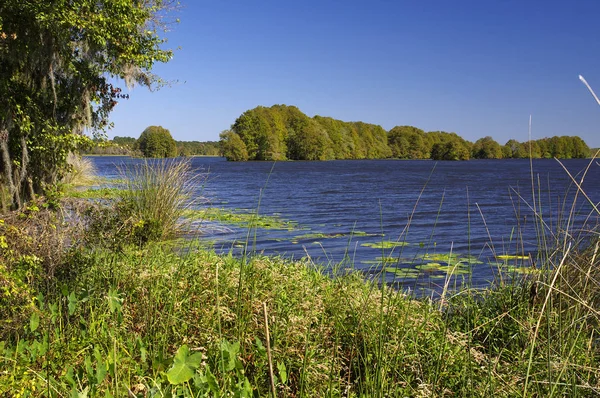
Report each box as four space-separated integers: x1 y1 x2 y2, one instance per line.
277 361 287 384
166 345 203 385
106 288 122 314
254 337 267 358
29 311 40 332
204 367 220 394
68 292 77 316
220 340 241 372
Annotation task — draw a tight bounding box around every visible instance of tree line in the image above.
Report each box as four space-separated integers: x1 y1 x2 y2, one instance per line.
220 105 591 161
86 127 220 157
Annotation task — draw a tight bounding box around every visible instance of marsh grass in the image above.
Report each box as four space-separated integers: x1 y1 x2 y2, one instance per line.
117 158 203 241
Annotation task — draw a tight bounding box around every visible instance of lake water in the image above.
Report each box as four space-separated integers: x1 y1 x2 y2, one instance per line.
91 156 600 293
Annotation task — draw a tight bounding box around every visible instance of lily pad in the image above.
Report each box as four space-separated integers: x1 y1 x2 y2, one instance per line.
384 267 421 279
436 265 471 275
415 262 443 272
361 241 409 249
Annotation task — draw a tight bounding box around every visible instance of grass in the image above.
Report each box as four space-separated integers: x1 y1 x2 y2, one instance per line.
118 158 203 241
61 153 98 186
1 156 600 396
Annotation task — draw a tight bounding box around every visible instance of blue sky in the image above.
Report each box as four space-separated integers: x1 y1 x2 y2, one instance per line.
107 0 600 147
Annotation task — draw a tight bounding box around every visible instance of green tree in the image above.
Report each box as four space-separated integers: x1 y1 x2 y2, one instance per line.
472 136 503 159
388 126 428 159
113 136 137 147
0 0 173 209
219 130 248 161
428 131 471 160
137 126 178 158
570 136 590 158
502 139 527 158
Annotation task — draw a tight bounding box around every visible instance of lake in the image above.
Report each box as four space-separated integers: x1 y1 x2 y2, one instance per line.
91 156 600 293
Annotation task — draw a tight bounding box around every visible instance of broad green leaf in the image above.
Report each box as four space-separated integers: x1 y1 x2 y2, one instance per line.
167 345 203 385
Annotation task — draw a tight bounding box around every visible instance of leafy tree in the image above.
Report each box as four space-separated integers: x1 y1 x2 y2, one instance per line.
313 116 355 159
472 136 503 159
287 118 334 160
0 0 173 209
113 136 137 147
219 130 248 161
570 136 590 158
428 131 471 160
502 139 527 158
137 126 178 158
176 141 220 157
388 126 428 159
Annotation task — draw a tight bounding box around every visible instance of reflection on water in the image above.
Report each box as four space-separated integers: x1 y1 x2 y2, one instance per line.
90 156 600 292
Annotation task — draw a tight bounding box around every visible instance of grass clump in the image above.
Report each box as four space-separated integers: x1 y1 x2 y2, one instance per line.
61 153 98 186
117 159 201 242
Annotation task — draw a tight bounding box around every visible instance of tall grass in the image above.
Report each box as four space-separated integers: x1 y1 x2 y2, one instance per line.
61 152 97 185
117 158 202 241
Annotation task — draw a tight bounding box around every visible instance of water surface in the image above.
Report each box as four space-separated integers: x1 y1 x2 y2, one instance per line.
91 156 600 292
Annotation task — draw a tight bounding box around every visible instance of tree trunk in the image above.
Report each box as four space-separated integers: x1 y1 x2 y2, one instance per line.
0 132 20 210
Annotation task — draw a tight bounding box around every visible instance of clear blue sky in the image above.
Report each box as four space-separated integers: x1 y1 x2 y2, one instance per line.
107 0 600 147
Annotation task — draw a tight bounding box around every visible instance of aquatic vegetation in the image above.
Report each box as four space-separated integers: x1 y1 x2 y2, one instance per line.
435 264 471 275
361 240 409 249
496 254 530 261
415 262 443 272
184 208 299 230
294 230 376 240
384 267 421 279
422 252 482 265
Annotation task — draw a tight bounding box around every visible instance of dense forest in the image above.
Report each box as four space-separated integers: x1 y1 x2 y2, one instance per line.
220 105 591 161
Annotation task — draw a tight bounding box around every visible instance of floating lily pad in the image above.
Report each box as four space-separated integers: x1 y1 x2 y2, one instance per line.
294 232 345 240
422 253 482 265
436 265 471 275
294 231 378 240
423 253 457 262
496 255 529 261
361 256 399 265
415 263 443 272
361 241 409 249
384 267 421 279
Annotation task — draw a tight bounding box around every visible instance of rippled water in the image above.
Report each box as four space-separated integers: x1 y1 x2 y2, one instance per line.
91 156 600 291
